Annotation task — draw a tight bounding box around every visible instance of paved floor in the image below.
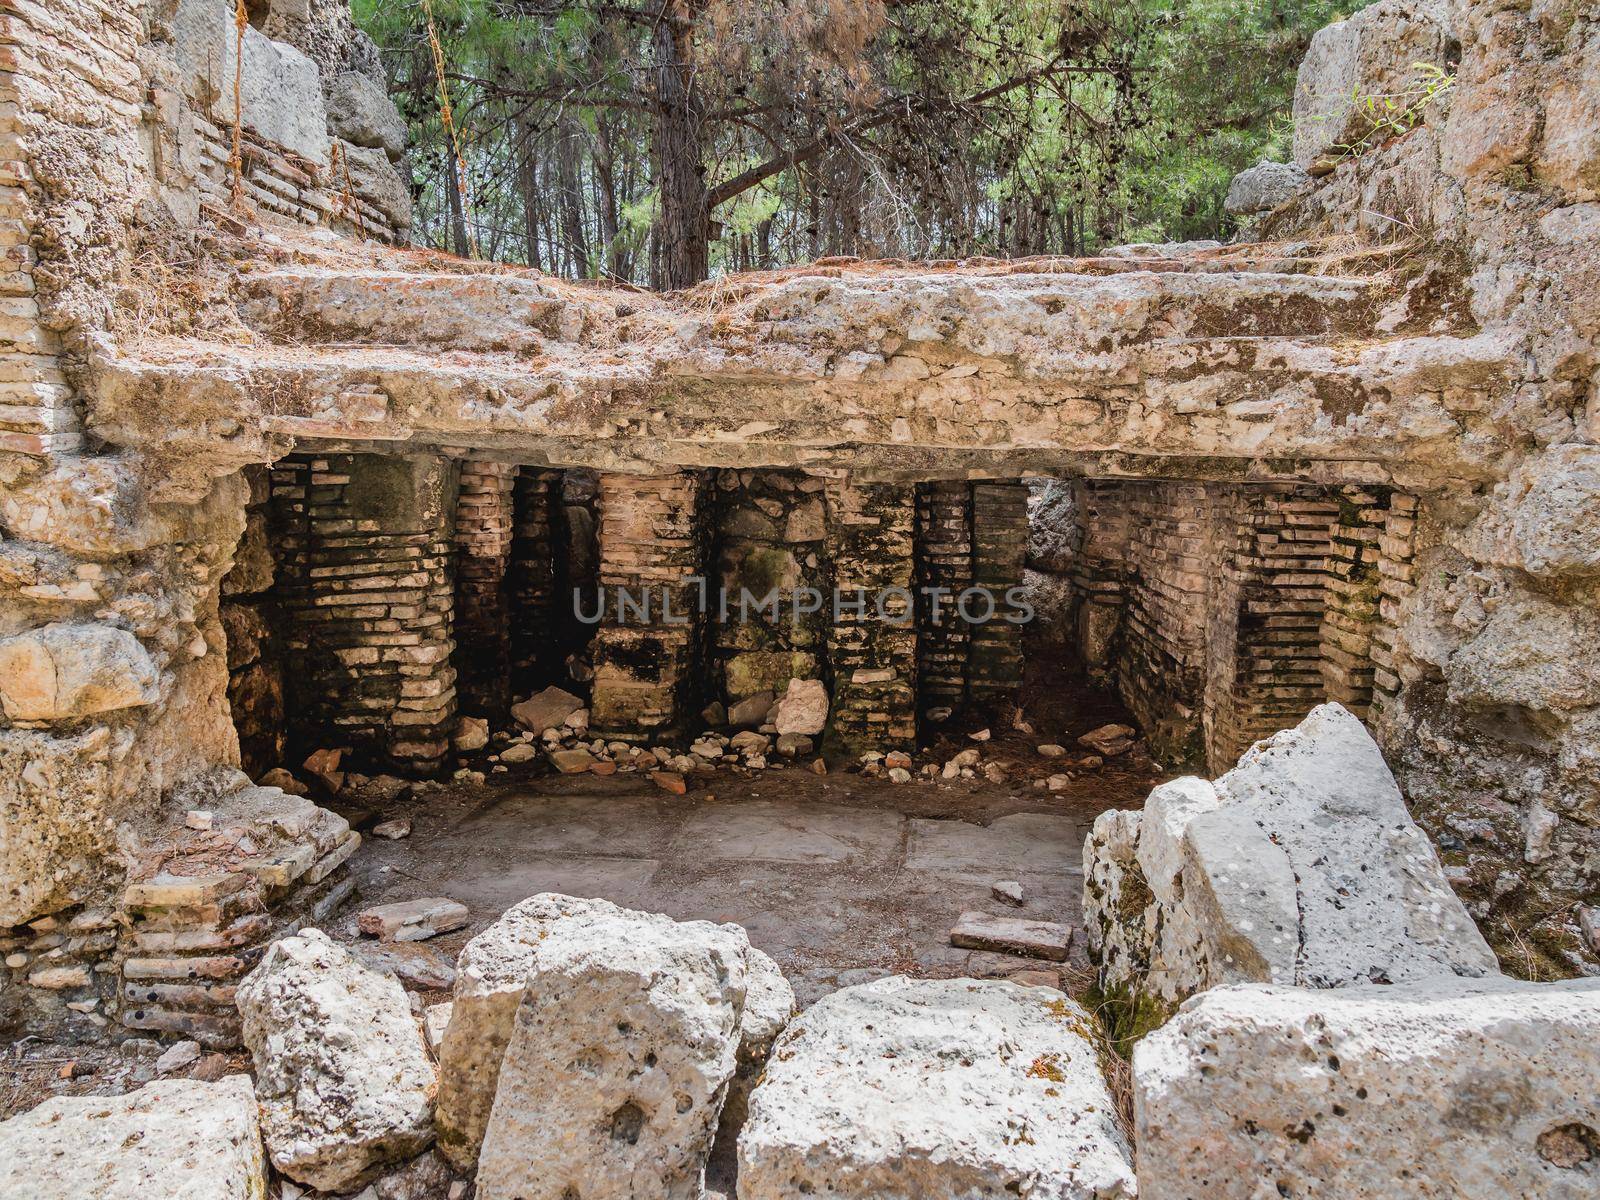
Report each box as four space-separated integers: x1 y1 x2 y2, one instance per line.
345 757 1160 1006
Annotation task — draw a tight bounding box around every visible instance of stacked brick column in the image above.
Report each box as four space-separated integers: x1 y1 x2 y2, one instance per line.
1071 480 1133 673
509 467 561 690
269 452 459 772
826 480 917 752
452 461 517 715
589 470 709 742
967 481 1029 706
914 481 974 721
1369 492 1419 725
1319 487 1388 717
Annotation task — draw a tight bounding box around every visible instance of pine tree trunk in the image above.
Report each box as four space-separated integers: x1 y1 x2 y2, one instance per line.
650 2 707 290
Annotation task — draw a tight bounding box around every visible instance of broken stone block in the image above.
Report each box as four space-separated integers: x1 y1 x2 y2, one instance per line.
0 1075 266 1199
1077 723 1135 757
372 818 412 840
156 1039 202 1074
992 880 1024 906
498 742 537 763
545 747 596 773
774 733 813 757
1083 704 1498 1009
728 691 775 727
354 941 458 991
424 1002 454 1056
472 903 749 1200
510 686 584 734
302 747 345 793
260 767 307 795
1224 159 1310 215
358 897 471 942
739 977 1135 1199
949 912 1071 961
452 717 489 752
772 678 828 735
436 895 616 1169
1135 976 1600 1199
237 929 436 1192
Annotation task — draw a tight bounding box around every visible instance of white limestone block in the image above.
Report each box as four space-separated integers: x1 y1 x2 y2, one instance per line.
236 928 436 1192
1135 977 1600 1199
0 1076 266 1199
738 976 1135 1199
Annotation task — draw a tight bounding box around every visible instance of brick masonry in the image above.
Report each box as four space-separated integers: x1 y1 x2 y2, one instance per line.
268 452 459 771
915 480 974 723
453 460 517 716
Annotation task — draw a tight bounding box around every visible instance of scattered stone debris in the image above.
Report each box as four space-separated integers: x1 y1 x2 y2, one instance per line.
739 977 1134 1198
237 929 436 1192
0 1076 266 1199
357 898 470 942
1077 723 1135 757
949 912 1071 961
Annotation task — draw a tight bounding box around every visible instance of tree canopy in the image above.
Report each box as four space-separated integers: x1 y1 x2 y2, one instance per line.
353 0 1368 287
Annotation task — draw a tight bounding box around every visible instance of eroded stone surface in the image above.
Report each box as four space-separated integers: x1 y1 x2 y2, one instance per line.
1084 704 1497 1008
739 976 1135 1199
236 928 436 1191
0 1075 266 1199
473 903 748 1200
1135 977 1600 1200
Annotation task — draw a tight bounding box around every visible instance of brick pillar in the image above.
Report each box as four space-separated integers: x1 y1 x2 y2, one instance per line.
589 470 708 742
453 461 516 715
1319 487 1387 717
270 452 459 773
826 479 917 752
1369 491 1419 729
967 481 1029 706
915 480 973 722
509 467 560 691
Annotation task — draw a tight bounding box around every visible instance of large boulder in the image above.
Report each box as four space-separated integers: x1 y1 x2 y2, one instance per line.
0 622 159 720
236 929 437 1192
1224 160 1311 215
1291 0 1454 167
1083 704 1497 1009
738 976 1136 1199
0 1076 266 1199
473 902 749 1200
338 140 414 235
435 893 610 1170
772 677 828 735
1135 977 1600 1199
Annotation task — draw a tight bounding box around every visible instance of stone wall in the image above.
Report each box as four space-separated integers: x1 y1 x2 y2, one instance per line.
269 452 459 772
966 482 1028 708
914 480 973 724
508 467 561 691
452 461 516 716
220 465 284 776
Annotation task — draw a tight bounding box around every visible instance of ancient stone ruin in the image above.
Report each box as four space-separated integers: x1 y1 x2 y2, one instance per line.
1 0 1597 1196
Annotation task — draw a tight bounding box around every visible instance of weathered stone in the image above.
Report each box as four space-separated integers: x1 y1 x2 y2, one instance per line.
1084 704 1498 1008
325 71 408 162
354 942 459 991
739 976 1135 1199
728 690 775 727
424 1001 453 1055
546 747 596 773
772 677 828 736
0 623 159 720
1291 0 1453 167
358 897 470 942
156 1039 202 1074
950 912 1071 961
992 879 1025 906
338 141 413 234
1078 723 1134 756
236 929 436 1192
1135 977 1600 1199
511 686 584 733
472 902 749 1200
0 1076 266 1199
452 716 489 752
1225 159 1311 214
715 944 795 1148
651 769 688 794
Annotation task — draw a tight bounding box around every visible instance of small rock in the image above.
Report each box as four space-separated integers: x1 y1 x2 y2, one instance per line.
260 767 307 795
184 809 214 831
1078 723 1135 757
730 730 771 755
651 770 687 795
545 747 596 774
563 708 590 733
701 700 728 727
358 898 471 943
884 751 912 769
499 742 538 764
887 767 912 784
982 762 1008 783
810 758 827 776
992 880 1025 906
774 733 813 757
968 728 991 742
1007 969 1061 988
510 686 584 735
424 1002 454 1056
728 691 775 727
951 748 981 768
453 717 489 752
355 942 459 991
155 1039 201 1074
1046 773 1071 792
949 912 1071 961
372 818 412 840
1036 743 1067 758
303 747 346 793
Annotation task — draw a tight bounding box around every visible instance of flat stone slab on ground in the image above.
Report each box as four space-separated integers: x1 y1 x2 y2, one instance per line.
739 976 1134 1199
358 897 470 941
949 911 1072 961
0 1075 266 1199
510 686 583 733
906 812 1085 875
672 800 903 865
1136 976 1600 1200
